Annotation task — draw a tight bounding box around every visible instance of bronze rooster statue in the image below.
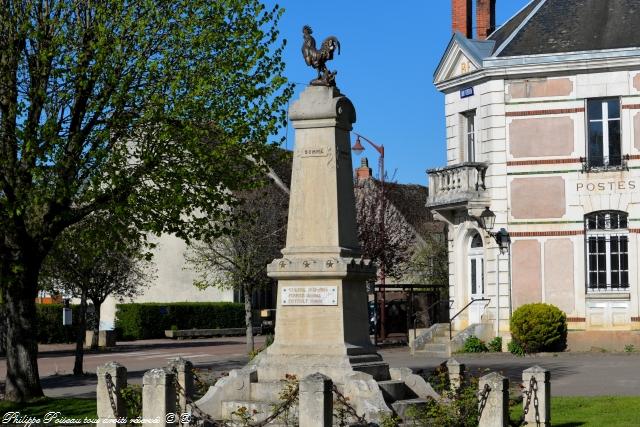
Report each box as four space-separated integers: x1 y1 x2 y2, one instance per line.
301 25 341 87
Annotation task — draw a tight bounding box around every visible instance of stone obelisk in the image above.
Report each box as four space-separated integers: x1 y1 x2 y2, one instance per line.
257 84 379 382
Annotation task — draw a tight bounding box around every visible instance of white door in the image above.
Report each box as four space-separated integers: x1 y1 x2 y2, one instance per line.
468 233 485 324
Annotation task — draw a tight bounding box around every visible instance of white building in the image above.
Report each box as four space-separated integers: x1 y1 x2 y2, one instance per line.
100 234 233 330
427 0 640 347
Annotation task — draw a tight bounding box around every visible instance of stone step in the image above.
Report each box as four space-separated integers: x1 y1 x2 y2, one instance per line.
432 336 451 344
221 400 292 424
351 361 391 381
348 353 383 364
377 380 417 402
250 381 287 401
391 398 430 420
423 343 448 353
416 342 450 358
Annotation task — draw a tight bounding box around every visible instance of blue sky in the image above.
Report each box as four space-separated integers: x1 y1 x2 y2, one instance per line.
266 0 531 185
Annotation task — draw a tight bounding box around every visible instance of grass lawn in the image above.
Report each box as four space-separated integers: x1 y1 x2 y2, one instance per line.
0 397 97 423
510 396 640 427
0 395 639 426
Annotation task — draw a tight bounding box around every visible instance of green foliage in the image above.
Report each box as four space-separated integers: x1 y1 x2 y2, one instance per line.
488 336 503 352
0 0 292 399
40 214 154 311
230 406 259 426
508 339 526 357
36 304 95 344
407 370 479 427
624 344 635 353
115 302 244 340
510 303 567 353
119 385 142 419
0 397 96 419
379 413 402 427
461 335 489 353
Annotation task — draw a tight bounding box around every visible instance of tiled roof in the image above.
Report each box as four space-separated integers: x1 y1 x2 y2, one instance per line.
491 0 640 57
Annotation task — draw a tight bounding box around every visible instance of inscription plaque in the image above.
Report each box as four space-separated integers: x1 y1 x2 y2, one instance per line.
281 285 338 306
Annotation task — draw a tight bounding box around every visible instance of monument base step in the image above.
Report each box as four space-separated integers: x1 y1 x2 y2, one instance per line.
348 353 383 364
351 360 391 381
378 379 417 402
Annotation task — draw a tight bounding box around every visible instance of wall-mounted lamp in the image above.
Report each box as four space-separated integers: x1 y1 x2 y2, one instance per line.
474 207 510 254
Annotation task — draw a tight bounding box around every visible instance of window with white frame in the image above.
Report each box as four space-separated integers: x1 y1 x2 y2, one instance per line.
586 98 621 168
585 211 629 291
462 110 476 162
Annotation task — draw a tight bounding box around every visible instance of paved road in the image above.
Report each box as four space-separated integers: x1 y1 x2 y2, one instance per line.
2 339 639 398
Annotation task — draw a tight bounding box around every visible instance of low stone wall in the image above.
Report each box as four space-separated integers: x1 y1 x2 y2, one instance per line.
95 357 552 426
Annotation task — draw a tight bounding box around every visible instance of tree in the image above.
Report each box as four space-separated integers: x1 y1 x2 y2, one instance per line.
354 179 416 282
0 0 291 401
185 152 289 354
39 214 153 375
408 234 449 287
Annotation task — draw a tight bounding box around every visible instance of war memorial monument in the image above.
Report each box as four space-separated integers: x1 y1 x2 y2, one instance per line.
192 26 437 424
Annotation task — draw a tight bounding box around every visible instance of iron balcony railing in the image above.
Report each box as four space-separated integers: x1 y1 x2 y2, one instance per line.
586 283 630 292
581 155 629 173
427 162 489 208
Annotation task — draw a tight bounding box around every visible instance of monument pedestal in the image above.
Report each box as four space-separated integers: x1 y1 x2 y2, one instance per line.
196 86 435 424
257 86 384 384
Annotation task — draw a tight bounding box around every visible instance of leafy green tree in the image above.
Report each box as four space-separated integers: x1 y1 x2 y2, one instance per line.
39 214 153 375
0 0 291 401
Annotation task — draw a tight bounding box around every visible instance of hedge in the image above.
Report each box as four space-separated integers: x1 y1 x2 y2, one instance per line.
115 302 246 340
36 304 90 344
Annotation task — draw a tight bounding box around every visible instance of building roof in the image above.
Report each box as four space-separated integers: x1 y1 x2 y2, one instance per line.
491 0 640 57
383 181 445 238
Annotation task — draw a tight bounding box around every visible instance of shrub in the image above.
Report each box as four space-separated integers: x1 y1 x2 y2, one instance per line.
510 303 567 353
488 336 502 352
120 385 142 419
508 339 525 357
115 302 245 340
461 335 488 353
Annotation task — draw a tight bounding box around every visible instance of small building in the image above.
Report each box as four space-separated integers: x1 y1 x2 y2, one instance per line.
428 0 640 344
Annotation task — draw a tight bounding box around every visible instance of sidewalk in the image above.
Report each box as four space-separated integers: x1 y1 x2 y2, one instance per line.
4 339 640 398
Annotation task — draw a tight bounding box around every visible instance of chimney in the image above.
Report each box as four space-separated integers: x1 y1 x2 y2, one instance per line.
355 157 372 181
452 0 472 38
476 0 496 40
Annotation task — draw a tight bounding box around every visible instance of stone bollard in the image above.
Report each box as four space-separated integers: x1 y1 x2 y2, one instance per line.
299 373 333 427
96 362 127 426
142 368 177 427
167 357 194 414
446 358 466 391
522 366 551 427
478 372 509 427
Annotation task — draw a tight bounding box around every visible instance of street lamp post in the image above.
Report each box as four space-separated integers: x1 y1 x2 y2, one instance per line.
351 132 387 339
